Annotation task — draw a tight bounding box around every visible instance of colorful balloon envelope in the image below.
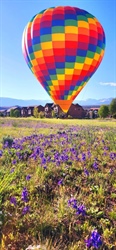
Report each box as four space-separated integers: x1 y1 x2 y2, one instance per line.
22 6 105 112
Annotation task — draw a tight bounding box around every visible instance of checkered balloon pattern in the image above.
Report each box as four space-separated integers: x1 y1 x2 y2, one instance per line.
22 6 105 112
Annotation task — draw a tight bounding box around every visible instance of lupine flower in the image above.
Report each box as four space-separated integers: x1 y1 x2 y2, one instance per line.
47 156 51 162
40 152 44 158
103 151 107 156
109 168 114 174
70 147 75 153
3 141 9 148
82 153 86 161
110 152 116 160
76 205 86 216
58 179 63 185
93 162 98 169
68 198 77 208
85 230 102 249
54 152 59 160
41 157 46 165
12 159 17 165
21 187 28 202
84 168 89 176
10 196 17 206
10 168 15 173
22 205 30 215
0 150 3 157
56 160 60 166
87 151 91 158
26 175 31 181
68 198 86 215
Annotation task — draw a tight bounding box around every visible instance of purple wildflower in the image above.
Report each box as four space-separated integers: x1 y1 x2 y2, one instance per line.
22 205 30 215
12 159 17 165
68 198 77 207
21 187 28 202
56 160 60 166
87 151 91 158
76 204 86 216
40 152 44 158
82 153 86 161
26 175 31 181
85 230 102 249
109 168 114 174
0 150 3 157
3 141 9 148
47 156 51 162
70 147 75 153
68 198 86 215
103 151 107 156
10 168 15 173
10 196 17 206
93 162 98 169
58 179 63 185
41 157 46 165
84 168 89 176
110 152 116 160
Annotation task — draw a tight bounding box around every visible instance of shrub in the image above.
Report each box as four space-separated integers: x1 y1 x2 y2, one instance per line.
2 135 14 147
68 115 73 119
109 98 116 115
59 112 67 119
33 107 39 118
14 109 20 117
10 109 15 117
51 110 56 118
39 111 45 118
10 109 20 117
98 105 109 118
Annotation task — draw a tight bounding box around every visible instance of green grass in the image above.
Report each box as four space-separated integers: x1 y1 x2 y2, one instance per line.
0 117 116 249
0 117 116 139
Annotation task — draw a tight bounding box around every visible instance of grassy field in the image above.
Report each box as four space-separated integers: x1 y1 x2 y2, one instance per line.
0 118 116 249
0 117 116 138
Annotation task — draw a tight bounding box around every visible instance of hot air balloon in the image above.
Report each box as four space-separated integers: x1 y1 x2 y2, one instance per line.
22 6 105 112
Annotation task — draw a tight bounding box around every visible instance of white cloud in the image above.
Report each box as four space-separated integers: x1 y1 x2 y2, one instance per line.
99 82 116 87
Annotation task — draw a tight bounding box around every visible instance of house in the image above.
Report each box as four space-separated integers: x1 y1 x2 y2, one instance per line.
21 105 44 117
83 106 100 119
44 103 53 118
52 103 85 119
52 104 62 117
27 106 34 116
67 103 85 118
90 108 99 118
36 105 44 113
87 107 99 119
6 106 21 116
21 107 28 117
0 109 7 117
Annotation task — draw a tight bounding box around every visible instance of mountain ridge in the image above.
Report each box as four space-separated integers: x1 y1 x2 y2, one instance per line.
0 97 113 110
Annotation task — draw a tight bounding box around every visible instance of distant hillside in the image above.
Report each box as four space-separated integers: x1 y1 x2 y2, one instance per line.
0 97 49 109
77 98 113 106
0 97 113 110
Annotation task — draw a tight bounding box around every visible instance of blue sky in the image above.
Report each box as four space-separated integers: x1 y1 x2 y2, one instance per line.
0 0 116 102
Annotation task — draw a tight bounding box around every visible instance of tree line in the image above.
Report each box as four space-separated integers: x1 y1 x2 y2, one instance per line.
98 98 116 118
